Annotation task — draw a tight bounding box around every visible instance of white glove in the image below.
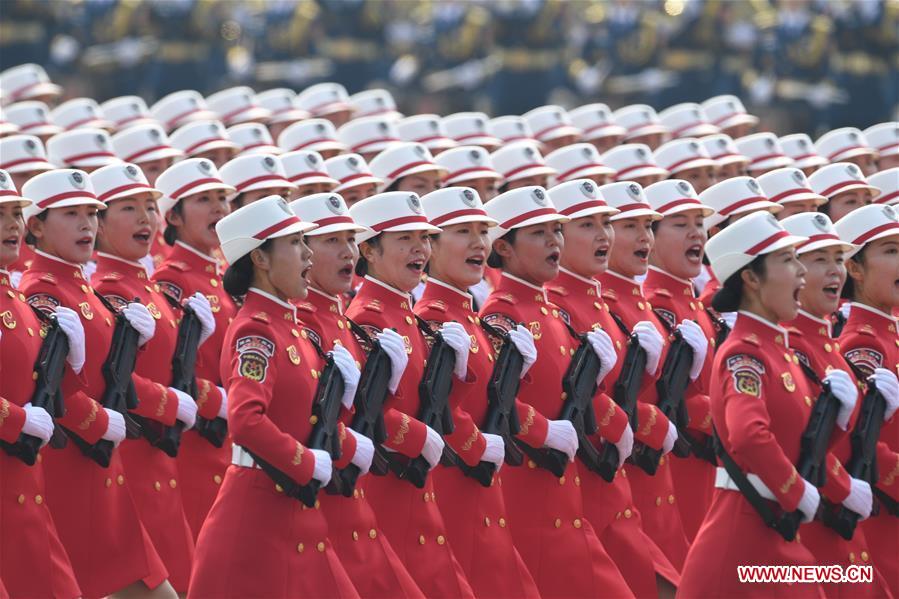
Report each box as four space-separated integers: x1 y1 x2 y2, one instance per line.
10 271 22 288
633 321 664 376
22 403 54 446
185 292 215 346
611 424 634 468
102 408 126 446
798 478 821 523
677 319 708 381
171 387 197 430
82 260 97 282
216 386 228 420
376 329 408 394
843 477 873 521
348 429 374 475
122 302 156 346
421 425 446 469
53 306 85 374
438 322 471 380
481 432 505 470
823 370 858 430
508 324 537 378
544 419 578 462
311 448 333 486
720 311 737 330
586 329 617 385
662 419 678 455
330 344 360 409
839 303 852 321
870 368 899 421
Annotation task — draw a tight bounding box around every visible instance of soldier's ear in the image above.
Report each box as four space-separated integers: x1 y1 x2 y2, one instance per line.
493 237 514 261
250 246 271 272
845 255 865 285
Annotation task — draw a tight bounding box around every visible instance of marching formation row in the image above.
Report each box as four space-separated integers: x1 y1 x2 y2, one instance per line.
0 64 898 599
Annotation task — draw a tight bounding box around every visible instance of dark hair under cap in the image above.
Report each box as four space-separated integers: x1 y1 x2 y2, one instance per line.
354 234 381 277
222 238 272 297
710 254 767 314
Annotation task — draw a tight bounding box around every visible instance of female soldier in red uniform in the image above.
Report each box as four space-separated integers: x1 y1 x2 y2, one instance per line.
546 179 681 597
189 195 359 598
679 212 825 597
19 169 171 598
415 186 540 598
780 211 894 598
595 181 688 571
153 158 238 539
643 179 719 542
90 163 220 593
290 191 424 598
834 204 899 597
479 185 634 598
0 170 81 599
346 191 475 599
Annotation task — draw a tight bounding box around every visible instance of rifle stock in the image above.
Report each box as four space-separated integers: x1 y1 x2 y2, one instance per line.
608 333 645 474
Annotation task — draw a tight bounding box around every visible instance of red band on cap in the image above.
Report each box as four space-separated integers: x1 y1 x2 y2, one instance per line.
582 123 619 137
876 142 899 153
220 104 259 124
37 190 99 209
253 215 302 239
852 222 899 246
19 121 53 131
826 145 870 161
789 153 819 161
125 144 177 163
371 214 430 232
877 190 899 205
663 155 711 173
796 233 841 249
165 107 202 130
0 157 50 170
614 202 653 214
745 230 791 255
454 132 494 142
443 166 497 183
671 121 709 136
500 207 558 229
820 179 868 197
171 177 225 199
64 151 116 165
97 182 153 202
339 172 376 185
430 208 489 226
414 135 452 145
387 160 436 180
314 215 355 228
718 195 769 217
9 81 45 101
710 151 745 161
235 174 290 192
113 113 148 127
625 121 656 133
64 116 105 131
306 100 349 115
558 199 608 216
711 112 742 126
769 188 817 203
291 138 338 151
350 137 399 153
288 171 332 183
749 152 788 165
502 163 547 180
533 123 574 140
184 137 228 155
556 162 609 182
0 189 19 197
614 163 660 178
655 198 705 214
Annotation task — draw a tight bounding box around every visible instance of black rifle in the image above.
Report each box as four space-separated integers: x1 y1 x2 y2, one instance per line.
328 319 392 496
631 330 694 474
1 308 69 464
710 310 731 349
386 317 456 488
85 294 142 467
831 310 847 339
821 374 890 538
164 294 227 448
454 321 523 487
247 341 344 507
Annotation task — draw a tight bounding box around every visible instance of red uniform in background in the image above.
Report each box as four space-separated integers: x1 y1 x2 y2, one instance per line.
153 240 236 539
19 250 167 598
415 278 540 599
0 269 81 599
546 267 680 596
345 276 475 599
839 303 899 598
480 272 634 599
189 289 359 598
297 287 424 599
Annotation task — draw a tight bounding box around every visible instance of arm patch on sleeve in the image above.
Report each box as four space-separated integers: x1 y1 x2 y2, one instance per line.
726 354 765 398
236 335 275 383
844 347 883 378
26 293 60 316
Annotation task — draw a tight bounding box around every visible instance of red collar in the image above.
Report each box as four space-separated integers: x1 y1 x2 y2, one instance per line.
644 266 695 299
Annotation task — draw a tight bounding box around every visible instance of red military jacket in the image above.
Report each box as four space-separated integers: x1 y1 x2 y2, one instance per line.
93 252 222 425
838 303 899 502
344 276 433 458
152 241 238 418
712 311 818 511
221 288 325 485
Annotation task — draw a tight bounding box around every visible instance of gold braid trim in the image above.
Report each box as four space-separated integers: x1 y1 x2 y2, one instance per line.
640 405 658 436
393 413 411 446
0 399 9 428
599 397 616 427
461 427 481 452
196 379 211 411
78 402 99 431
292 442 305 466
520 405 536 437
883 459 899 487
156 384 168 417
780 468 798 495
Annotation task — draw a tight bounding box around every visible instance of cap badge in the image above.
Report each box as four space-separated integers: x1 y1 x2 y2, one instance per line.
764 137 775 149
24 139 38 154
276 197 292 215
792 170 806 186
326 195 344 214
413 144 427 157
407 194 423 214
124 165 141 180
198 160 213 174
347 155 360 169
635 147 647 159
305 154 319 168
582 146 594 159
677 181 691 194
468 149 482 164
581 181 595 197
69 171 86 189
0 172 8 189
95 134 107 148
627 183 641 198
846 164 860 178
747 179 761 193
884 205 897 221
262 156 277 172
812 214 829 230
